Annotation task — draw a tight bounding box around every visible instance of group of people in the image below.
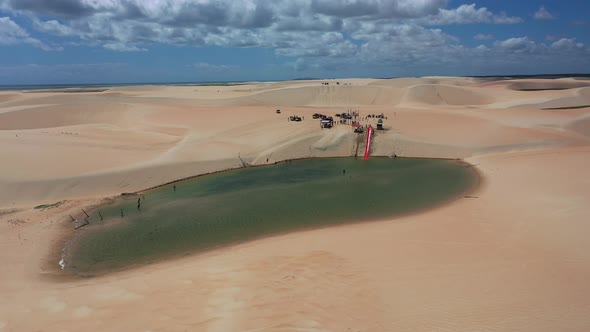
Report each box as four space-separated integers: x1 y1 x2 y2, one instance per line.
364 114 387 120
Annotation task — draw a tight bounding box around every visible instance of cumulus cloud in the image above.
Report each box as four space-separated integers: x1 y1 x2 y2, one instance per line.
310 0 447 19
550 38 584 50
0 0 526 54
1 0 588 77
276 15 343 32
32 19 75 36
534 6 555 20
493 37 537 53
423 4 522 25
8 0 100 18
103 42 146 52
0 16 60 50
479 37 589 71
348 31 589 76
354 23 460 67
274 31 358 57
0 16 28 40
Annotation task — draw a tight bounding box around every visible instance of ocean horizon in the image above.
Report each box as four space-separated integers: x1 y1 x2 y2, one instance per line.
0 80 282 91
2 73 589 91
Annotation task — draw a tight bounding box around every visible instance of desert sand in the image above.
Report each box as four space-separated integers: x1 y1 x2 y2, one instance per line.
1 77 590 331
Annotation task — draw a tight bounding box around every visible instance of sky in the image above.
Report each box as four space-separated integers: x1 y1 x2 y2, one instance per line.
0 0 589 85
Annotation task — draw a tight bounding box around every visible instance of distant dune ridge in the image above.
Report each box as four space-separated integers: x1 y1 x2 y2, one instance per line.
1 76 590 331
1 76 588 205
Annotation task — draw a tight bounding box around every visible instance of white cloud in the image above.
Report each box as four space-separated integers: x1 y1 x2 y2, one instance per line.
309 0 447 19
484 37 588 69
422 4 522 25
534 6 555 20
274 31 358 58
550 38 584 50
0 16 28 39
0 16 60 50
276 14 343 32
103 42 146 52
32 19 75 36
355 23 460 66
351 32 590 76
3 1 525 56
493 37 537 53
2 1 588 77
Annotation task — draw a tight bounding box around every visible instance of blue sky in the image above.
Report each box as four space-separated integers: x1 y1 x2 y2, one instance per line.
0 0 589 85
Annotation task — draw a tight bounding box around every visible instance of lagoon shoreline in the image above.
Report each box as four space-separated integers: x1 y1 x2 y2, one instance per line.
57 157 481 278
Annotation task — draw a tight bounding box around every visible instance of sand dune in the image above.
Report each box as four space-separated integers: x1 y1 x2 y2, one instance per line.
231 85 404 106
567 114 590 138
401 84 494 106
224 79 490 107
369 76 480 87
110 85 163 92
0 103 134 130
506 79 590 91
1 78 588 207
0 92 20 104
1 76 590 331
578 86 590 98
513 87 590 109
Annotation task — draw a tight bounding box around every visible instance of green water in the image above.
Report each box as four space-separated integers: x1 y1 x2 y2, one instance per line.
64 158 476 275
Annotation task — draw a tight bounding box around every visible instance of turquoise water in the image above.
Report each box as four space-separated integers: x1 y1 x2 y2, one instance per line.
64 157 477 275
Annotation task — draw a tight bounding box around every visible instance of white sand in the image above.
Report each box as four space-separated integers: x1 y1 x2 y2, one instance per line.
1 77 590 331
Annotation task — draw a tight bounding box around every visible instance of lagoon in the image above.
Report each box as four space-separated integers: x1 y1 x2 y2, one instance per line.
64 157 477 275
